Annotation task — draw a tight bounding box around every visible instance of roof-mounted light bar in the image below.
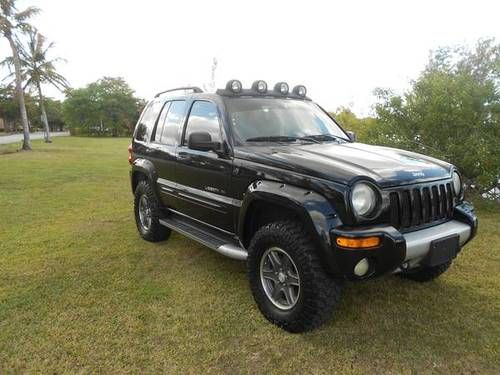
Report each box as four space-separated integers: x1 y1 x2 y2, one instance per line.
217 80 309 99
154 86 203 98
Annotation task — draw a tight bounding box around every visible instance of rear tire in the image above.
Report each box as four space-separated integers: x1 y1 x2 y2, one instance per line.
399 261 452 282
247 220 343 333
134 179 171 242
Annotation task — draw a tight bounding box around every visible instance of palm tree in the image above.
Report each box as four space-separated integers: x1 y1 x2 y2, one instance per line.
18 29 69 142
0 0 39 150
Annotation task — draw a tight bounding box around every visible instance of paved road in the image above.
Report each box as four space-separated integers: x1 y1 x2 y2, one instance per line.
0 131 70 145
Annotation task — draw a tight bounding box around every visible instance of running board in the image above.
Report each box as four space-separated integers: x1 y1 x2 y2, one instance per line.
159 213 247 261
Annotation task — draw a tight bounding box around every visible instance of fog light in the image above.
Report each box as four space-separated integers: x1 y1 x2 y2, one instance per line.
354 258 370 277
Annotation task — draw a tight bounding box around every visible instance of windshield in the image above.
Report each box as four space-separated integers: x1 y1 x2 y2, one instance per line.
224 98 349 144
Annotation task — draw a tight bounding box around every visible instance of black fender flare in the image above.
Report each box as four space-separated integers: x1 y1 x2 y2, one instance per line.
130 158 160 199
238 180 343 275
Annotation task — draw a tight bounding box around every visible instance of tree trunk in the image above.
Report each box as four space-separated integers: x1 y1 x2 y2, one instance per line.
6 33 31 150
37 82 51 142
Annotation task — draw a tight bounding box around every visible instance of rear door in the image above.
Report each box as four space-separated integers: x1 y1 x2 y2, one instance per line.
149 100 187 208
174 100 235 232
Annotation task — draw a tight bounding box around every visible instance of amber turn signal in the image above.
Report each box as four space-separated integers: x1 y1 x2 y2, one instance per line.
128 144 133 164
336 236 381 249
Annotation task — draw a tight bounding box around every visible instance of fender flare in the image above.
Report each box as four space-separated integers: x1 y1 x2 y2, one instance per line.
238 180 343 274
130 158 160 198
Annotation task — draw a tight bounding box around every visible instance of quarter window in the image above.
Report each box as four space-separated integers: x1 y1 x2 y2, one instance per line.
135 100 163 142
183 101 221 145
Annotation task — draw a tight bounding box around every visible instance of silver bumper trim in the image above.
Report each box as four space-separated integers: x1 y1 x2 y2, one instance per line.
404 220 471 264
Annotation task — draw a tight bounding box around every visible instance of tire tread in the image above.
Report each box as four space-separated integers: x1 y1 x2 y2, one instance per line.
247 220 342 333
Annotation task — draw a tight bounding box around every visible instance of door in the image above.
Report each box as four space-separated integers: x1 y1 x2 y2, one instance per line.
149 100 187 208
175 100 234 232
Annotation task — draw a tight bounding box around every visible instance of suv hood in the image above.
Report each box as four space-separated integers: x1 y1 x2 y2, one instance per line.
236 142 453 188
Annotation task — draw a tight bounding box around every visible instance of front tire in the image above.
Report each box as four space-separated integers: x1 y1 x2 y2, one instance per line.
399 261 452 282
247 221 343 333
134 179 171 242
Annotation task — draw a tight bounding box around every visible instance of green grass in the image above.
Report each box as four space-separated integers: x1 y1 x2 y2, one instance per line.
0 141 24 155
1 137 499 374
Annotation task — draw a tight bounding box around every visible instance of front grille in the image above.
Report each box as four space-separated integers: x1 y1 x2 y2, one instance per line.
389 182 454 230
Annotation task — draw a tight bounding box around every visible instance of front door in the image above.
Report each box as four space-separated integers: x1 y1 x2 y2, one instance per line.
174 100 234 233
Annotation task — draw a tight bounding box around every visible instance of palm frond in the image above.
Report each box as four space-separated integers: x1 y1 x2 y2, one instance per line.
14 6 40 22
12 26 70 93
0 0 16 18
0 55 14 67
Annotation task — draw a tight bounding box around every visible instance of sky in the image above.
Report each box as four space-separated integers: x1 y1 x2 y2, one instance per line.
1 0 499 116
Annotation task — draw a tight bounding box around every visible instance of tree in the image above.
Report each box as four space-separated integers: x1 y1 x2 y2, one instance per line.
44 98 64 132
0 84 18 131
0 0 39 150
63 77 140 136
16 28 69 142
0 83 41 132
369 39 500 193
331 106 377 143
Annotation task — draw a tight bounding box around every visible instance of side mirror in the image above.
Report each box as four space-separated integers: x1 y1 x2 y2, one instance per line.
346 131 356 142
188 131 221 152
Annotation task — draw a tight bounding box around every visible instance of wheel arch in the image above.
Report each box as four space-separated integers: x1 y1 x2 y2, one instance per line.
238 180 343 273
130 158 161 203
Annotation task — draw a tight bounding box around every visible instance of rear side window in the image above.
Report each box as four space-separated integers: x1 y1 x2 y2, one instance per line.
153 102 171 141
183 101 221 145
135 100 163 142
159 101 186 146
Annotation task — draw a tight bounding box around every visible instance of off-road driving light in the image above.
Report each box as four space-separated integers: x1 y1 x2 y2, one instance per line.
293 85 307 97
351 182 377 217
336 236 381 249
452 171 462 196
252 80 268 93
274 82 289 95
354 258 370 277
226 80 242 93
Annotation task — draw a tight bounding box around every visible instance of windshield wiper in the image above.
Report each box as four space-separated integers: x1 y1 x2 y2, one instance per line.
246 136 298 142
245 134 345 144
296 136 321 143
300 134 347 142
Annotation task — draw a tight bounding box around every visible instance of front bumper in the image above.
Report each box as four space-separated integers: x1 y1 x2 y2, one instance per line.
328 202 478 280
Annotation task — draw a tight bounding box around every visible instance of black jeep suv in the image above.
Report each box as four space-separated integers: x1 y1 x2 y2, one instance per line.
129 80 478 332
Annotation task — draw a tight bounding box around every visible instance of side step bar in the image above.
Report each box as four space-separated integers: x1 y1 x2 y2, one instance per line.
159 213 247 261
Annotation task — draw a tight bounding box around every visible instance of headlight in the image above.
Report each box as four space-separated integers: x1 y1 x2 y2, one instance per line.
351 182 377 217
452 171 462 196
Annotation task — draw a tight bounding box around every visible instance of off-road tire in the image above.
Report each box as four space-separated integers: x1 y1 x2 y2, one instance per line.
247 220 343 333
399 261 452 282
134 179 171 242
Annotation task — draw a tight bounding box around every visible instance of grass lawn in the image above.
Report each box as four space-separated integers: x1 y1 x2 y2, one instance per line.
1 137 499 373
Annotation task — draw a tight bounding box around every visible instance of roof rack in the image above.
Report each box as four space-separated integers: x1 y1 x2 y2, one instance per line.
154 86 203 98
